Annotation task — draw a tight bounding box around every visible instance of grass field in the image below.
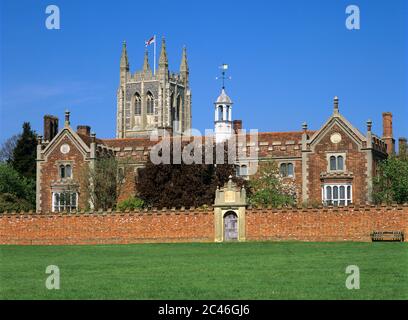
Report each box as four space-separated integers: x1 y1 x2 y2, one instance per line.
0 242 407 300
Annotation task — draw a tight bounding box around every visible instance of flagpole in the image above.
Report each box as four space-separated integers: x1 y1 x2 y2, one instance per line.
153 35 156 75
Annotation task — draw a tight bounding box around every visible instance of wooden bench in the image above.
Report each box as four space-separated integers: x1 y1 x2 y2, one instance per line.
371 231 404 242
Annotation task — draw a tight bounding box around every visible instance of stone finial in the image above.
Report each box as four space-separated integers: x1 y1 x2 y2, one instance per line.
159 37 168 67
333 96 339 114
120 40 129 70
227 175 233 188
302 122 308 132
64 110 70 127
142 48 151 72
37 135 43 145
180 46 188 73
90 132 96 143
366 119 372 132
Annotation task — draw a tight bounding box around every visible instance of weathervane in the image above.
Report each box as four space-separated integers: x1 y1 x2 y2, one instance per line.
216 63 232 89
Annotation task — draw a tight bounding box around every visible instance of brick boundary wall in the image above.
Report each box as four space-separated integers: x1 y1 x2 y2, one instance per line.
0 209 214 245
246 205 408 242
0 205 407 245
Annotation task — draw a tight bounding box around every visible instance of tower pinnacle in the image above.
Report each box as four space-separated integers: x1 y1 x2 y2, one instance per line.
120 41 129 70
180 46 189 73
159 37 168 67
142 48 151 72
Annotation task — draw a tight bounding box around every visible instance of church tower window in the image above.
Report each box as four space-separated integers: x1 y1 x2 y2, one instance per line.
134 93 141 115
146 92 154 115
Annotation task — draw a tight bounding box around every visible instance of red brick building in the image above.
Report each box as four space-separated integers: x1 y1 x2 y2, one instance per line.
35 42 405 213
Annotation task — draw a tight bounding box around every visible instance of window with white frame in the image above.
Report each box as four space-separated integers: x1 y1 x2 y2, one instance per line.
236 164 248 177
280 163 294 177
52 192 78 212
322 184 352 206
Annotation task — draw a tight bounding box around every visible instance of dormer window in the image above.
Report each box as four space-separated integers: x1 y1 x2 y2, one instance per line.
59 164 72 179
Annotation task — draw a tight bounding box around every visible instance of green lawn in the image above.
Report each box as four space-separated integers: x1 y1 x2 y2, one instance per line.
0 242 407 299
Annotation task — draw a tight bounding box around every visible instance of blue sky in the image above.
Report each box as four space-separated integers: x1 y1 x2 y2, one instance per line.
0 0 407 145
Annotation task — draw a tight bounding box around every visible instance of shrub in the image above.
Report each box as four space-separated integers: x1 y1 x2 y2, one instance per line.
117 197 145 211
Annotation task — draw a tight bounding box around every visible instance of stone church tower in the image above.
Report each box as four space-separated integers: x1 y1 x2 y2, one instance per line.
116 38 192 138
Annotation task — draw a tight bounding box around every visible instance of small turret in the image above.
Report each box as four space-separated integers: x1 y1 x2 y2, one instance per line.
180 46 189 77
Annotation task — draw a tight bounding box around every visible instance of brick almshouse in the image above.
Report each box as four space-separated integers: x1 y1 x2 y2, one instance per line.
3 39 406 245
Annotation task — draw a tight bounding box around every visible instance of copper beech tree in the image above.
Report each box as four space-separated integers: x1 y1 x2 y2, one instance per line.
136 143 247 208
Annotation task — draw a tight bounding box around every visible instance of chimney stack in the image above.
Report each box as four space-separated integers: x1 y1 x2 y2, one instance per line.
64 110 70 127
77 125 91 137
233 120 242 133
382 112 395 155
43 115 59 142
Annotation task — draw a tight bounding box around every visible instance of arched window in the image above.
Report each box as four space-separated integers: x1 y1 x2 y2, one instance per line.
337 156 344 171
177 95 182 118
59 165 65 178
218 105 223 121
329 154 345 171
333 186 339 201
226 106 229 121
287 163 294 177
280 163 287 176
170 93 176 122
134 93 141 115
65 165 72 178
330 156 336 170
323 184 352 206
146 92 154 114
280 163 294 177
59 164 72 179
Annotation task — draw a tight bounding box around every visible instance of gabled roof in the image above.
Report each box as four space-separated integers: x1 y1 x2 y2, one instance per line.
42 126 91 156
308 111 366 147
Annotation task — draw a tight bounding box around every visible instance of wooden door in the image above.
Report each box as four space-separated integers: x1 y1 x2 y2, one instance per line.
224 212 238 241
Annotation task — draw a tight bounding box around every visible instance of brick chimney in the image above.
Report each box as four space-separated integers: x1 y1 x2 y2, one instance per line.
382 112 395 155
233 120 242 133
77 125 91 137
399 137 407 157
43 115 59 142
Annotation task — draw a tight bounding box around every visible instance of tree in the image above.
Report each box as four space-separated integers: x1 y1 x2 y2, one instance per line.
248 161 297 207
373 156 408 204
0 134 20 163
10 122 37 180
136 144 246 208
0 163 35 212
81 157 129 210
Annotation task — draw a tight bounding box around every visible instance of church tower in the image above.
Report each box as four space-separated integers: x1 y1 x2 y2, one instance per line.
116 38 192 138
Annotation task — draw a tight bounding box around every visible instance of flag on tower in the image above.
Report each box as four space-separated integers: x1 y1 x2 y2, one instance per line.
145 36 155 47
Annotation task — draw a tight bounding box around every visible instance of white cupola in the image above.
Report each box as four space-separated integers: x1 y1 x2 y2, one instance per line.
214 88 233 143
